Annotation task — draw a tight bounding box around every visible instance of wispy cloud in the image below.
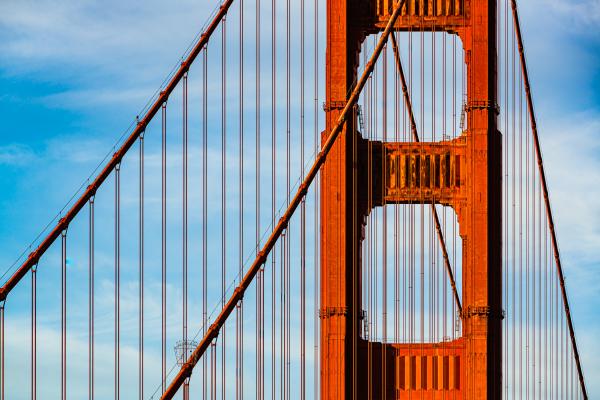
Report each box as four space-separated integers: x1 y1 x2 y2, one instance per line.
0 0 205 78
40 86 153 110
544 111 600 249
539 110 600 313
547 0 600 29
0 143 36 166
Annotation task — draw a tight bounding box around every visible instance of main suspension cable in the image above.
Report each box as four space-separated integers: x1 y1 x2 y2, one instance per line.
510 1 587 397
160 1 408 397
0 0 236 303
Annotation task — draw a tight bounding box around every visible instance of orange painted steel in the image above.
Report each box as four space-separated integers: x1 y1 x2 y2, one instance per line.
321 0 501 398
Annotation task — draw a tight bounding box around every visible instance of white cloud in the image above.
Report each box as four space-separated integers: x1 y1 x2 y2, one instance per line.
40 86 154 110
542 110 600 259
0 0 203 76
0 143 36 166
547 0 600 29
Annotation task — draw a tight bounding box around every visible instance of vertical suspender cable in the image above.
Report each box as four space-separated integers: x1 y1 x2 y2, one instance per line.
238 0 245 398
182 71 189 399
531 104 536 399
313 0 319 395
31 264 36 400
285 0 291 395
551 223 555 394
382 41 388 351
115 162 121 400
510 1 588 397
162 101 167 394
525 71 529 398
449 20 456 358
431 23 435 343
61 230 67 400
139 129 144 400
1 299 4 400
365 54 376 393
279 239 285 400
271 0 277 399
211 345 216 400
381 42 388 392
89 197 95 400
419 25 425 364
393 31 399 345
519 43 523 399
555 252 558 394
202 48 208 400
0 300 4 400
407 21 414 385
511 12 517 396
299 0 306 397
503 0 509 393
537 151 542 398
255 0 263 395
544 179 548 398
288 0 292 392
270 0 277 397
221 17 227 400
561 283 565 396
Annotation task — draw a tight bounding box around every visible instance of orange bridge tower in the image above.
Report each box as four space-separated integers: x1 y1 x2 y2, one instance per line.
320 0 501 398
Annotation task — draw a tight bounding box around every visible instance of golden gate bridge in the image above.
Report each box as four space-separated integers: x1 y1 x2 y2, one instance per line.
0 0 589 398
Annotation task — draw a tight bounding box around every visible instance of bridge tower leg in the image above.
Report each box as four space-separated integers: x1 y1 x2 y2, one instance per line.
461 0 502 398
321 0 501 399
320 0 363 398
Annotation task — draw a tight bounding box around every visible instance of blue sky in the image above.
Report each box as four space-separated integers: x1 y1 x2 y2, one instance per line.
0 0 599 398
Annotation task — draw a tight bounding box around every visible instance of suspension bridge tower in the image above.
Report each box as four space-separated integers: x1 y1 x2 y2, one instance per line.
320 0 502 398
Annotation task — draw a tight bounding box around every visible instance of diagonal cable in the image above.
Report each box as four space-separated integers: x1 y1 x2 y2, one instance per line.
159 0 409 397
0 0 236 303
389 33 463 315
510 1 588 397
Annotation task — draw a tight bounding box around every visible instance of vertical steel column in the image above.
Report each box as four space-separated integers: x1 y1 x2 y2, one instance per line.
460 0 502 398
320 0 361 398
